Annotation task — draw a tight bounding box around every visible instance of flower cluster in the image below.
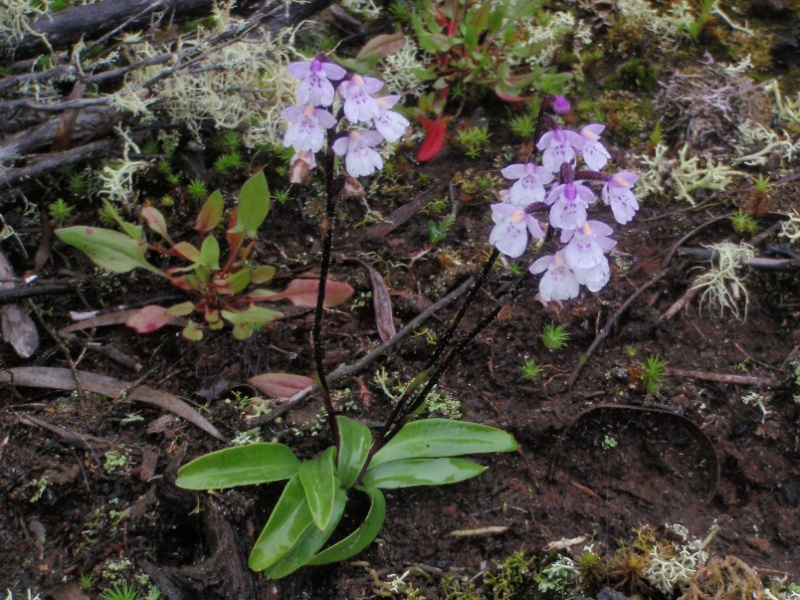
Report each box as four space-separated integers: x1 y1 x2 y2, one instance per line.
489 103 640 302
283 55 409 181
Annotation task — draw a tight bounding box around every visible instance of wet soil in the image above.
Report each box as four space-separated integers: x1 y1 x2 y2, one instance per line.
3 19 800 600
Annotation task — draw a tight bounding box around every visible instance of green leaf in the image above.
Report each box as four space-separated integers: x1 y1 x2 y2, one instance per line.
299 447 338 531
221 305 281 330
173 241 202 263
263 488 347 579
101 200 143 241
176 443 299 489
196 190 224 232
336 416 372 489
306 486 385 565
200 236 220 270
251 265 276 284
55 226 161 275
369 419 518 468
182 321 203 341
362 458 486 489
228 171 269 238
249 476 314 572
487 9 505 34
215 268 250 295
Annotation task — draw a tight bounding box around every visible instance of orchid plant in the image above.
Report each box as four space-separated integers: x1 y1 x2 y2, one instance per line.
55 174 354 341
173 54 640 581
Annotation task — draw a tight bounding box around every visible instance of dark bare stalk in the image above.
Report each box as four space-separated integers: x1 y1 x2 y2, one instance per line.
313 149 341 448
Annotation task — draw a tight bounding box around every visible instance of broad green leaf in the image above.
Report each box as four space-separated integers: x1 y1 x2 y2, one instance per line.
362 458 486 489
167 301 195 316
487 9 505 34
249 476 313 572
263 488 346 579
228 171 269 238
250 265 276 284
200 236 220 270
196 190 224 232
305 486 385 565
336 416 372 490
221 305 281 329
173 241 202 263
464 26 478 52
215 268 250 295
182 321 203 341
369 419 518 468
56 226 161 275
176 443 299 489
299 447 338 531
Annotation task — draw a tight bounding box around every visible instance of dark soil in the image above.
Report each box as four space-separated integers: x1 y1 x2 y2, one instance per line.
3 8 800 600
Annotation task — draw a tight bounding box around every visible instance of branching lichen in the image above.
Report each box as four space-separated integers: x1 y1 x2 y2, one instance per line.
690 241 754 321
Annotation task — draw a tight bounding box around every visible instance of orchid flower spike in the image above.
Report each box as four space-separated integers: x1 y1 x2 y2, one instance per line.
544 181 596 230
536 128 584 173
374 95 410 143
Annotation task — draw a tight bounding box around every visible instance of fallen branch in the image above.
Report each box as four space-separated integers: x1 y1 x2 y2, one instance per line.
668 368 783 388
676 247 800 270
0 367 223 439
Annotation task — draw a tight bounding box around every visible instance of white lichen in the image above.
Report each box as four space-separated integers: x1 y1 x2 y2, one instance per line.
779 209 800 244
670 144 745 205
690 241 754 321
647 523 717 595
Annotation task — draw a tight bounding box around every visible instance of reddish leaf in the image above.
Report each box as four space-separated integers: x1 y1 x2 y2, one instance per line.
126 305 172 333
196 190 224 232
363 263 396 342
249 373 315 398
141 206 170 240
417 115 447 162
356 33 407 61
268 279 354 308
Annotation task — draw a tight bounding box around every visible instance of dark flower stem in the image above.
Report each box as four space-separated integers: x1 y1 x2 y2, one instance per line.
313 147 341 448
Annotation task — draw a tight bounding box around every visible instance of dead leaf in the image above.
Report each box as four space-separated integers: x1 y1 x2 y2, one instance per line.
249 372 314 398
362 262 396 342
0 367 223 440
266 278 354 308
59 308 185 335
0 249 39 358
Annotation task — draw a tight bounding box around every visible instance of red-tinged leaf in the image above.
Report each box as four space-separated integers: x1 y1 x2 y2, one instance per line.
356 33 407 61
270 279 354 308
141 206 170 240
417 115 447 162
249 373 315 398
494 90 535 103
226 208 243 249
126 305 172 333
362 263 396 342
196 190 224 232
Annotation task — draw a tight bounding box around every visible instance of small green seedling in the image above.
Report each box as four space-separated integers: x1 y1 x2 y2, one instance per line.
521 358 544 380
99 581 142 600
640 354 666 395
730 209 757 234
428 214 456 244
48 199 75 226
187 179 209 203
540 323 570 350
456 126 491 159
